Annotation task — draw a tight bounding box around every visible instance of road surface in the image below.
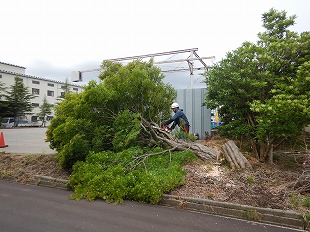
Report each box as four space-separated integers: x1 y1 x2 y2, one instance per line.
0 128 56 154
0 181 300 232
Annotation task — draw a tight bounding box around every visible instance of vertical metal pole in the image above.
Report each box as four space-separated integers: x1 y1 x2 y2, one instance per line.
189 49 194 88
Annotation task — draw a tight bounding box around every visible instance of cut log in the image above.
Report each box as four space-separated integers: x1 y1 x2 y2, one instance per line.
161 136 219 160
221 140 252 169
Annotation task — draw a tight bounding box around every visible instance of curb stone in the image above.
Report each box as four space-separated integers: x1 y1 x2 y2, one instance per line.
33 175 70 190
160 194 308 231
4 175 308 231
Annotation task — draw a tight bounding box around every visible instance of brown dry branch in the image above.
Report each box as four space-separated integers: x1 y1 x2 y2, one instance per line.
129 147 177 171
294 170 310 193
294 154 310 193
140 117 219 161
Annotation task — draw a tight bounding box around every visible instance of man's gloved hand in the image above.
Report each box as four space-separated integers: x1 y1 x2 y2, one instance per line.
161 125 171 132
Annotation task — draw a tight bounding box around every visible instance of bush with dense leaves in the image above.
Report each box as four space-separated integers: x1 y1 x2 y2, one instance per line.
68 148 196 204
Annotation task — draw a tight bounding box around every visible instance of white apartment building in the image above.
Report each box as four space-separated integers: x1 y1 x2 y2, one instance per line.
0 61 83 125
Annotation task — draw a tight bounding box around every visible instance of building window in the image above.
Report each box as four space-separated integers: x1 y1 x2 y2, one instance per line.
32 88 40 95
73 87 78 91
60 92 65 97
32 103 39 107
47 90 54 97
31 116 39 122
0 74 2 78
32 80 40 84
48 83 54 87
47 116 54 121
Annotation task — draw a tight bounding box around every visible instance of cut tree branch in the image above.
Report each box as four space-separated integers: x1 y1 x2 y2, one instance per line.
139 116 219 161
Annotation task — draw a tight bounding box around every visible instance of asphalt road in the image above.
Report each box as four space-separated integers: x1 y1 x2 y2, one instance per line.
0 181 300 232
0 128 56 154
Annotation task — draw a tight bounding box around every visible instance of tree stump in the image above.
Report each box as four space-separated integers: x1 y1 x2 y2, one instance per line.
222 140 252 169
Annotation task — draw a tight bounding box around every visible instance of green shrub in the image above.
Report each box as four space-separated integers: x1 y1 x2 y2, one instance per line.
68 148 196 204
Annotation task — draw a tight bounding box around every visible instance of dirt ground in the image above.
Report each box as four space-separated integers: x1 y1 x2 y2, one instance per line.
0 137 309 215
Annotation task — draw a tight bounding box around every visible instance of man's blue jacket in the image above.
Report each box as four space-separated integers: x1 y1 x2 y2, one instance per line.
164 109 189 129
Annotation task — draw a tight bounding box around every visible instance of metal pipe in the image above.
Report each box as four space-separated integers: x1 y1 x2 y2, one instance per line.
105 48 198 62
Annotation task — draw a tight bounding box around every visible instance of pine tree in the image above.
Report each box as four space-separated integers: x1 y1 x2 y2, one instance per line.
5 76 36 126
38 95 53 126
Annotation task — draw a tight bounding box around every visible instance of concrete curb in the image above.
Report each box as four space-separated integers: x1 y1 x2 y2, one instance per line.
2 175 308 231
160 194 308 231
33 175 69 190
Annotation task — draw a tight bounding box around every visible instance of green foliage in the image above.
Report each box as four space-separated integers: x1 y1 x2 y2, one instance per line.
4 76 36 125
204 8 310 161
58 78 71 99
303 198 310 208
173 129 197 141
112 110 141 151
68 148 196 204
303 214 310 228
57 133 91 169
38 95 53 125
247 175 254 185
47 60 176 170
290 194 301 208
0 81 8 117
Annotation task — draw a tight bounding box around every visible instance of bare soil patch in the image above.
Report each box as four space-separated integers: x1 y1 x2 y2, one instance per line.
0 137 309 215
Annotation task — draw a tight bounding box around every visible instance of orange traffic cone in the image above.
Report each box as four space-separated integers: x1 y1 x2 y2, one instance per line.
0 132 8 148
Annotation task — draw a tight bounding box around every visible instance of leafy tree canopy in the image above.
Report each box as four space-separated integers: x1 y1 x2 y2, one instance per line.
47 59 176 169
204 8 310 161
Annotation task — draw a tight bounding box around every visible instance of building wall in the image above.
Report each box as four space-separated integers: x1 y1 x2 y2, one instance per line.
0 62 26 75
175 88 211 139
0 62 83 123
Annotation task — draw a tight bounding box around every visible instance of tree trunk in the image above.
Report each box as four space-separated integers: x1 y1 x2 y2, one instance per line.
252 140 274 163
140 117 219 161
221 140 252 169
268 145 274 164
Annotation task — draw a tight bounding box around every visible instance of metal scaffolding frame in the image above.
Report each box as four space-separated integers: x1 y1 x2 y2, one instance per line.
71 48 214 88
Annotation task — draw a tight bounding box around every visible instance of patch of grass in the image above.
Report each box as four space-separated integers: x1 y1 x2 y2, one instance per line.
246 210 261 221
273 177 281 185
303 214 310 228
302 198 310 208
290 194 300 208
247 175 254 185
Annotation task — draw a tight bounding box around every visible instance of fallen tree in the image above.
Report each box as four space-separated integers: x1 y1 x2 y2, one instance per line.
140 117 219 161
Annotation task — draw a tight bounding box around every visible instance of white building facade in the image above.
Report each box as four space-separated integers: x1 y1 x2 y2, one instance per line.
0 61 83 125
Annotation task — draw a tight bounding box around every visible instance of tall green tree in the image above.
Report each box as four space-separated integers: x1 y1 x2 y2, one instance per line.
5 76 36 126
0 81 8 118
0 81 4 97
204 9 310 162
38 95 53 126
59 78 71 99
47 60 176 169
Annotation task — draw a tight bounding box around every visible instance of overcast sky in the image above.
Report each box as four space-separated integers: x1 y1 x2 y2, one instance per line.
1 0 309 89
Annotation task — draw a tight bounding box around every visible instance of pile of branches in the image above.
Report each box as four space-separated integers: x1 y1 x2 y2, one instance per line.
294 154 310 193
